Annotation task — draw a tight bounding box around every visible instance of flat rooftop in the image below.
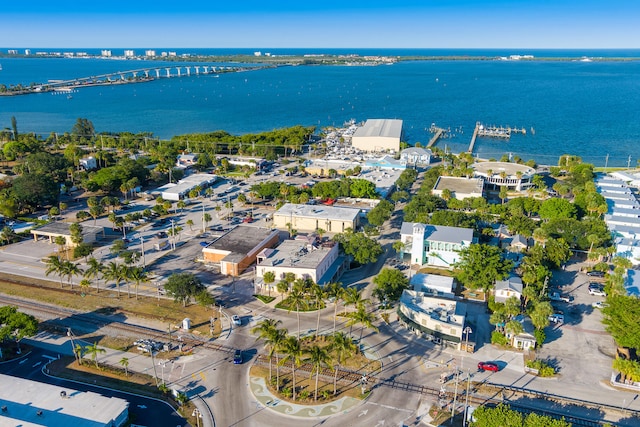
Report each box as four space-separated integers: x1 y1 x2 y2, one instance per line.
31 222 103 236
276 203 360 222
433 176 484 195
353 119 403 139
0 373 128 427
472 161 535 177
258 239 335 270
162 173 216 196
206 225 277 255
400 290 465 327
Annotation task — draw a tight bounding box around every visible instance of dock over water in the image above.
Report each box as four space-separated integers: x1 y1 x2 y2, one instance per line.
468 123 480 152
427 126 445 148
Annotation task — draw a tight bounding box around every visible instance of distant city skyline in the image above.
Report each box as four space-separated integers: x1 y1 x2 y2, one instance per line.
2 1 638 49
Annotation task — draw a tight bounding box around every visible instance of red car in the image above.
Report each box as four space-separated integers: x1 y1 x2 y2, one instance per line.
478 362 499 372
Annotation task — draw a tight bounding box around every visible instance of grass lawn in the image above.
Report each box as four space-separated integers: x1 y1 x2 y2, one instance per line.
0 273 221 339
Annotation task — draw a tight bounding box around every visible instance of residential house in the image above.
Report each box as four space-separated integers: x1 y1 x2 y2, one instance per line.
400 222 474 268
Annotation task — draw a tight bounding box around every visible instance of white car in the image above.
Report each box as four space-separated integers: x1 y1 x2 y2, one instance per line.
548 313 564 324
588 284 606 296
592 301 607 309
232 315 241 326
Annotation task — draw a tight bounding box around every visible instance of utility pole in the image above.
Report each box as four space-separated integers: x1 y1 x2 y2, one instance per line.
463 370 471 427
450 368 460 425
140 236 145 269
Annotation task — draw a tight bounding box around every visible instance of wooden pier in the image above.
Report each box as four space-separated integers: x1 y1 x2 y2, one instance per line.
467 122 480 152
426 126 445 148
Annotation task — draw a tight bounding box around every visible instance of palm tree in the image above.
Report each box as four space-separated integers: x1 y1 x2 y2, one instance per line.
120 357 130 377
74 343 85 365
62 261 82 289
128 266 149 300
329 332 356 395
251 319 282 385
44 255 65 287
287 286 308 339
342 287 368 315
325 282 344 333
84 342 106 368
104 261 125 297
186 219 194 231
54 235 67 260
280 335 303 401
347 305 379 342
262 271 276 296
310 283 325 340
79 278 91 295
84 257 104 293
306 344 331 401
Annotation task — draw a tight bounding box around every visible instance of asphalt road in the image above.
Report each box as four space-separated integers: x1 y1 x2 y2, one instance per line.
0 347 185 427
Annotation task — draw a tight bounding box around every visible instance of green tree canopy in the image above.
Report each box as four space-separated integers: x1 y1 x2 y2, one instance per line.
602 295 640 351
164 273 206 307
373 268 410 302
455 244 513 291
333 231 383 265
539 198 577 221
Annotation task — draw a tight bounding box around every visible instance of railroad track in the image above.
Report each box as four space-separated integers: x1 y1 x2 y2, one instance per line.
3 293 636 426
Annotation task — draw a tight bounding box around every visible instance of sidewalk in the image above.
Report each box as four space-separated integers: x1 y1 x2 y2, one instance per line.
23 331 215 427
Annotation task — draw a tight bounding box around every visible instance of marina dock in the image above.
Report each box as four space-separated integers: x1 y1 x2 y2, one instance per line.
467 123 480 152
427 125 445 148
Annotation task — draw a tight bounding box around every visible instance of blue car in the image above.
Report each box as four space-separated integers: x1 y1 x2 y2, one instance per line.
233 349 242 364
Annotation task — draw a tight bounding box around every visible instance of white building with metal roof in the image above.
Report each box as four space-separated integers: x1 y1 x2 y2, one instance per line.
351 119 403 152
0 374 129 427
400 222 475 268
160 173 216 201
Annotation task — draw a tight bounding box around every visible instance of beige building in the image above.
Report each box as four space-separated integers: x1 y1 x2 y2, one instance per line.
31 222 104 247
432 176 484 200
201 225 280 276
398 290 467 350
273 203 360 234
351 119 403 152
255 236 346 294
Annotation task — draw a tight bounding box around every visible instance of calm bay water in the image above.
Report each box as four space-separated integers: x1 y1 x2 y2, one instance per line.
1 49 640 166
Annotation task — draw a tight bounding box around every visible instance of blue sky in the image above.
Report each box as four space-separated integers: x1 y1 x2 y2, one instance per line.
2 1 638 49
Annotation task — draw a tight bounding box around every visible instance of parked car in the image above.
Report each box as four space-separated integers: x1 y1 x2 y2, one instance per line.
592 301 607 309
548 292 572 303
549 313 565 324
233 349 243 364
232 315 241 326
588 283 606 296
478 362 499 372
586 270 606 278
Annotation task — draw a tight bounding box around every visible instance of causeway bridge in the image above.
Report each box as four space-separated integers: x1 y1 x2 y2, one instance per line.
17 64 268 95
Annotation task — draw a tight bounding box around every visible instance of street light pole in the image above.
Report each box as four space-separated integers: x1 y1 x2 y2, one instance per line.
140 236 145 269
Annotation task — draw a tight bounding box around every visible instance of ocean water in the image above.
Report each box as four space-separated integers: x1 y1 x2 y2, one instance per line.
1 52 640 167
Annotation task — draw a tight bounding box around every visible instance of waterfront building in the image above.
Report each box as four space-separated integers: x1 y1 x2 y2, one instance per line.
431 176 484 200
101 50 112 57
400 222 474 268
255 235 346 292
472 161 536 192
351 119 403 152
123 50 135 58
145 50 157 57
176 153 199 169
400 147 432 166
201 225 280 276
0 373 129 427
398 290 466 350
274 203 360 234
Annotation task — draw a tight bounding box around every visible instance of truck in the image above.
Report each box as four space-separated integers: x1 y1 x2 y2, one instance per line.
549 292 572 303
